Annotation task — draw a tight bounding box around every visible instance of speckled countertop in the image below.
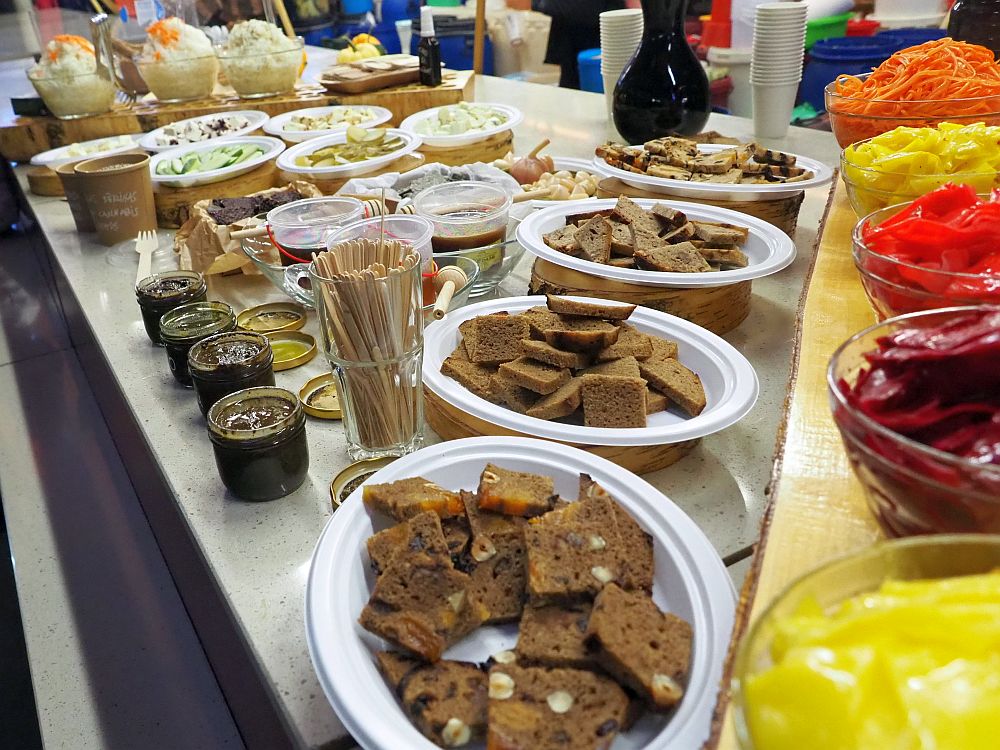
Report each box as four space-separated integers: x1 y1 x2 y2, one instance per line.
12 66 840 749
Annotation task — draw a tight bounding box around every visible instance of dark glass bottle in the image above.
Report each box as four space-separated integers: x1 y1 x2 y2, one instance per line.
418 6 442 87
612 0 711 143
948 0 1000 58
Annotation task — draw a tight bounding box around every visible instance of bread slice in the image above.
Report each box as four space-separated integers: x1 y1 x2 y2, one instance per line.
580 374 647 428
487 665 628 750
441 355 500 402
566 208 613 225
691 168 743 184
698 246 749 268
572 216 612 265
610 196 660 235
526 378 583 420
542 319 620 353
647 335 678 362
399 660 488 746
363 477 465 521
544 294 635 320
692 221 747 247
521 306 563 339
661 221 697 244
686 150 737 174
459 493 528 624
524 518 625 601
586 584 692 711
367 511 452 576
646 388 669 414
650 203 686 230
490 373 539 414
647 163 692 180
520 339 591 370
634 241 712 273
595 324 654 362
608 221 634 256
692 220 749 242
751 142 797 166
516 603 597 669
638 358 706 416
477 463 555 518
376 651 423 693
441 516 471 565
542 225 579 254
498 357 572 395
465 314 530 365
583 355 642 379
607 257 636 268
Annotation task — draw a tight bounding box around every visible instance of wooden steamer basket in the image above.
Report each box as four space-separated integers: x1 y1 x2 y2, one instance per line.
418 130 514 167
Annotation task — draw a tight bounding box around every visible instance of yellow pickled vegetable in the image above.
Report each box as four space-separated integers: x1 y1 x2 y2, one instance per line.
743 569 1000 750
843 122 1000 215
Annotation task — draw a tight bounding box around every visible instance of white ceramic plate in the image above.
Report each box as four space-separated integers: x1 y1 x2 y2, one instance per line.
594 143 834 202
516 197 795 288
137 110 269 152
305 436 737 750
400 103 523 148
528 156 610 208
276 129 421 179
29 135 142 168
423 295 758 445
149 136 285 189
263 105 393 143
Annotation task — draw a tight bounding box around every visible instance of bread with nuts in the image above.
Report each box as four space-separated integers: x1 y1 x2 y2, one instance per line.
399 660 488 747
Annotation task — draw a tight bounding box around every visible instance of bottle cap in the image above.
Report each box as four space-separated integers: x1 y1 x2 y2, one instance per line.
420 6 436 37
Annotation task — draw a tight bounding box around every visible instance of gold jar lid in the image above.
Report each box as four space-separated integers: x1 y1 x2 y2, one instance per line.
330 456 397 509
237 301 307 334
298 372 342 420
266 330 317 371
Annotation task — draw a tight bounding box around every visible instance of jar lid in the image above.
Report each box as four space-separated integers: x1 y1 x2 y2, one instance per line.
329 456 396 508
136 270 206 301
299 372 342 419
207 386 304 444
188 331 272 377
266 330 317 371
160 301 236 344
237 301 308 334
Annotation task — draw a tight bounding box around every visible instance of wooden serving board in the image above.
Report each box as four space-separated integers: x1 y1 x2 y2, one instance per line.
709 180 883 749
419 131 513 167
425 388 700 474
529 258 752 335
596 177 805 236
0 70 475 163
26 166 63 197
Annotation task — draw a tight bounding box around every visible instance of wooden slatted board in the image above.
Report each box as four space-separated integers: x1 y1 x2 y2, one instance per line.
708 178 884 749
1 70 474 163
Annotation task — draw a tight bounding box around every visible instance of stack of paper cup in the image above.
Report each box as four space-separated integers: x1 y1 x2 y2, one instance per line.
600 9 644 118
749 2 807 138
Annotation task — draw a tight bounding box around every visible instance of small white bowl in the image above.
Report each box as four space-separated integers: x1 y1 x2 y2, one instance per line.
400 103 522 148
30 135 142 168
263 105 394 143
276 129 421 179
149 136 285 189
138 110 270 153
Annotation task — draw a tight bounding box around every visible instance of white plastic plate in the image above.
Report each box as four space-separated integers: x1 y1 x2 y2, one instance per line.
399 103 523 148
276 129 421 179
305 436 737 750
138 110 269 152
30 134 141 167
423 295 758 445
594 143 834 202
149 136 285 189
263 105 393 143
516 197 795 288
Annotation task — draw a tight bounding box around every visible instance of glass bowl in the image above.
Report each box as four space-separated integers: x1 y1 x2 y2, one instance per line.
828 307 1000 537
267 196 365 266
27 67 116 119
853 203 1000 319
135 53 220 102
216 38 304 99
825 74 1000 148
733 534 1000 750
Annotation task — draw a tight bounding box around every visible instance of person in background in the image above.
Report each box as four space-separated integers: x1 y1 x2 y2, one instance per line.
534 0 625 89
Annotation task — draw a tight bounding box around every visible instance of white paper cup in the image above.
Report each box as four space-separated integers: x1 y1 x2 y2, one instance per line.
752 81 799 138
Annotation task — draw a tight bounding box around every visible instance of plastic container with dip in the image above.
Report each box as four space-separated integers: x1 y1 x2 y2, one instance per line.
207 386 309 501
188 331 275 416
266 196 365 267
135 271 208 345
412 181 513 295
159 301 237 387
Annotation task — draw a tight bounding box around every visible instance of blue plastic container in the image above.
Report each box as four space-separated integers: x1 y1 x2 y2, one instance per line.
801 37 895 111
341 0 373 15
875 28 947 53
410 15 493 75
578 48 603 93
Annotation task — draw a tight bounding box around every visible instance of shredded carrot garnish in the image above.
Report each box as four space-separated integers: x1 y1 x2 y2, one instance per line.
147 18 181 48
47 34 94 60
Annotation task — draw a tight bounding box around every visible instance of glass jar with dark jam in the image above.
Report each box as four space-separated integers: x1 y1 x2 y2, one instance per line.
207 386 309 501
159 301 237 387
188 331 275 416
135 271 208 345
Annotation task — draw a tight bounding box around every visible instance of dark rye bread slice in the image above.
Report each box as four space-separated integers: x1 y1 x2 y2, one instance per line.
367 511 452 576
660 221 697 244
459 508 528 624
585 584 692 711
692 221 747 246
692 219 750 242
610 195 660 236
651 203 686 230
579 475 654 594
607 257 636 268
566 208 613 225
516 602 598 670
487 664 628 750
541 318 620 353
571 216 612 265
579 374 647 428
524 518 624 602
399 660 487 747
594 324 654 362
465 314 530 365
490 373 539 414
608 220 634 256
639 358 707 416
477 464 555 518
544 295 636 321
520 339 590 370
498 357 572 395
583 355 642 379
359 551 487 662
521 306 562 339
363 477 465 521
441 355 500 403
526 378 582 421
634 241 712 273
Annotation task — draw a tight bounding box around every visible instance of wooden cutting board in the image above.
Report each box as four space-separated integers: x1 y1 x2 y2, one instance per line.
708 178 884 749
1 70 474 163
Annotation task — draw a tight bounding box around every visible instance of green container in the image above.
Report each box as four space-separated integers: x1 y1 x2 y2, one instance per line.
805 12 852 50
426 0 462 6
